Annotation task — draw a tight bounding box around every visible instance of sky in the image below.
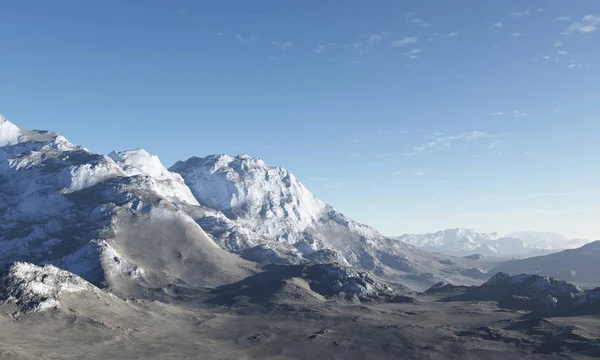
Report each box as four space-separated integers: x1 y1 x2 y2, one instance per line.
1 1 599 239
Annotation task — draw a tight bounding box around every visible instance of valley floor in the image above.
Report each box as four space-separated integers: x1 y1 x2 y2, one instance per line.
1 290 599 359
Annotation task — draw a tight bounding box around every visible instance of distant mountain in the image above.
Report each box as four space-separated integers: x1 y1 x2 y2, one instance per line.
491 241 600 288
507 231 590 250
396 228 582 258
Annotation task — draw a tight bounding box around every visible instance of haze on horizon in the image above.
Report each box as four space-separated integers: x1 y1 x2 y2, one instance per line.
1 0 598 239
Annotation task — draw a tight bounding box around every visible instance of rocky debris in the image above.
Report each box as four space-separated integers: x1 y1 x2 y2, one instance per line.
0 262 109 312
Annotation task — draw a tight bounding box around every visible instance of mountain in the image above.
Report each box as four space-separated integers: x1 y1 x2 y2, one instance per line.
0 115 256 299
396 228 573 258
491 241 600 288
170 155 490 290
508 231 590 250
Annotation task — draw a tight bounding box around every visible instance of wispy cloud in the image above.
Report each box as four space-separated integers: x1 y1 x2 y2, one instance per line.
273 41 294 50
404 48 423 58
489 110 527 118
391 36 418 47
404 12 430 28
553 40 563 47
390 170 403 176
527 192 584 198
491 22 503 29
510 9 530 18
566 15 600 34
313 44 333 54
556 16 571 21
447 32 459 37
404 131 503 156
366 32 391 44
511 32 523 38
235 34 258 44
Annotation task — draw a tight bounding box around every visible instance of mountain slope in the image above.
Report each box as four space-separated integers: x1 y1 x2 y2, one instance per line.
170 155 490 290
491 241 600 288
0 116 256 298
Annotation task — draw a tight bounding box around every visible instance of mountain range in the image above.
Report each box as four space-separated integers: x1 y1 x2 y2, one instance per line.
0 115 492 296
396 229 590 258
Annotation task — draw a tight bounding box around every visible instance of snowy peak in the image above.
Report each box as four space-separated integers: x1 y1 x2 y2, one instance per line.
109 149 199 205
170 154 326 229
0 114 21 147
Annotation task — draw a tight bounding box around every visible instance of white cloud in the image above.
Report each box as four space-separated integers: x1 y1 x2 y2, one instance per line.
313 44 332 54
489 110 527 118
269 56 279 61
404 48 422 58
404 131 503 156
366 32 391 44
447 32 459 37
404 12 430 28
510 10 530 18
235 34 258 43
556 16 571 21
558 50 568 55
273 41 294 50
390 170 403 176
391 36 418 47
492 22 503 29
511 32 523 38
566 15 600 34
553 40 563 47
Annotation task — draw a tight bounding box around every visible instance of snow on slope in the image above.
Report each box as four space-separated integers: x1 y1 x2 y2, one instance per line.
396 229 566 258
0 262 114 312
170 155 328 243
109 149 199 206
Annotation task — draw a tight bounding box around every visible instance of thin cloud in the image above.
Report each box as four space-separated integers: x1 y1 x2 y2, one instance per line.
512 32 523 38
366 32 391 44
510 10 530 18
556 16 571 21
403 131 503 156
553 40 563 47
273 41 294 50
492 22 503 29
447 32 459 37
235 34 258 44
404 48 423 59
404 12 430 28
313 44 333 54
566 15 600 34
527 192 584 198
391 36 418 47
489 110 527 118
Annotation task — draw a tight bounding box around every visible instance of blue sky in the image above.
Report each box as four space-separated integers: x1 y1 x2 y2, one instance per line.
1 1 599 239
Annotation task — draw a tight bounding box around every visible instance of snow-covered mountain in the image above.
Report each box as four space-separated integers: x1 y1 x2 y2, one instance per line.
396 229 580 258
0 115 256 298
0 115 491 294
507 231 590 250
